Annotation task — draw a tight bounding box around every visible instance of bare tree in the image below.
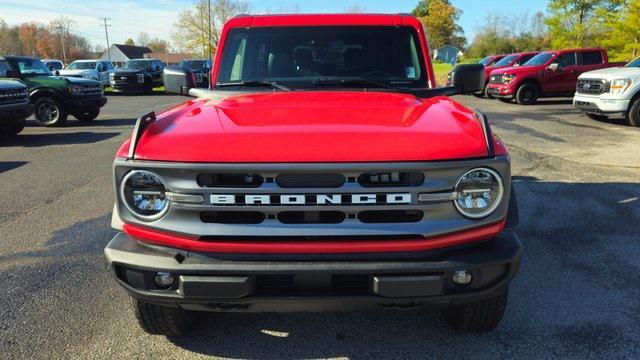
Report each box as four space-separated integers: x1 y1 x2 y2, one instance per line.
172 0 249 57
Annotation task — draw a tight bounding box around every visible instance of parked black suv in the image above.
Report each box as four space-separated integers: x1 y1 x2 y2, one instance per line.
110 59 164 94
0 56 107 126
0 80 34 136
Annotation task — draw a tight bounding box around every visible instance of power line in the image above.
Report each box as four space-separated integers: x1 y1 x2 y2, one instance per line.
100 17 112 61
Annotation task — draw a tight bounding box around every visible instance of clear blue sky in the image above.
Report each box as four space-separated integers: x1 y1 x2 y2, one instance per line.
0 0 548 48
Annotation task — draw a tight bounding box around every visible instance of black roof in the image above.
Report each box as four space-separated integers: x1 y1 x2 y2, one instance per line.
113 44 152 59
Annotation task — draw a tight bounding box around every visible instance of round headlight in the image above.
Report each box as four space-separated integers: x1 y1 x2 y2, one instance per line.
454 168 504 219
120 170 169 221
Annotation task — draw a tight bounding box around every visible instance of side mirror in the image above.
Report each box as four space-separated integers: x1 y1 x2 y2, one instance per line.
547 63 559 71
449 64 485 94
54 70 60 76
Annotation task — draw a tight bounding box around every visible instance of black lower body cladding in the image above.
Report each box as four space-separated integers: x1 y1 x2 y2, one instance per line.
105 230 522 312
0 101 35 120
63 96 108 112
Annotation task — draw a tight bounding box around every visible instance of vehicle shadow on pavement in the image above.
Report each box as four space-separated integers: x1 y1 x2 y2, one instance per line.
163 178 640 359
0 132 120 148
0 161 28 173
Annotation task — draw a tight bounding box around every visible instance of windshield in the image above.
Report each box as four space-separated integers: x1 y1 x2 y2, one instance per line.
123 60 151 70
494 55 518 67
217 26 428 89
67 62 97 70
181 60 209 70
7 58 51 76
626 58 640 68
524 52 555 66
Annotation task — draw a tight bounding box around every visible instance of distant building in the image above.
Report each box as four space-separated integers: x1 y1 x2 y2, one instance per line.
100 44 152 67
433 45 462 63
144 52 195 65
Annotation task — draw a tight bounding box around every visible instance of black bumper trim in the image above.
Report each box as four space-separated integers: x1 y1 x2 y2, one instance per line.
0 102 34 119
63 96 107 110
105 230 522 310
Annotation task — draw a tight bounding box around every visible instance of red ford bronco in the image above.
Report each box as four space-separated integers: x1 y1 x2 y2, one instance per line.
105 14 521 336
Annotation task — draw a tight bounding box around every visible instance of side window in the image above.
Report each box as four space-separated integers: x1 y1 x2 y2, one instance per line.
517 54 535 65
556 52 577 69
230 38 247 82
579 51 603 65
97 62 105 72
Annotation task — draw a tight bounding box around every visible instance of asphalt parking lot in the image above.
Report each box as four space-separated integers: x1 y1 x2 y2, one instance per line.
1 93 639 359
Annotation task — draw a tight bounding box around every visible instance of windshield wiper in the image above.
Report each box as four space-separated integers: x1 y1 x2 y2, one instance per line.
216 80 291 92
313 78 400 91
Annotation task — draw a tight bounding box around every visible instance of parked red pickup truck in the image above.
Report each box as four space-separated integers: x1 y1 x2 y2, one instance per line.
487 48 626 104
105 13 521 336
476 52 539 98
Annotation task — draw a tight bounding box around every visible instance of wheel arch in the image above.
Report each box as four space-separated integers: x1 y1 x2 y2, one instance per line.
30 88 65 104
514 78 541 91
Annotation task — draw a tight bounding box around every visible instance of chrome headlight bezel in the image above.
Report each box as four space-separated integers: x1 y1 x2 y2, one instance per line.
119 170 170 221
453 167 504 219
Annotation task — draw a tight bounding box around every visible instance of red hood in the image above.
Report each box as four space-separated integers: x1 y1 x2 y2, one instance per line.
128 91 489 163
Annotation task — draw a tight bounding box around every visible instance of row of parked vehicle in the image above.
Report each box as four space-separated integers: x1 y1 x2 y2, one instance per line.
469 48 640 127
0 56 213 136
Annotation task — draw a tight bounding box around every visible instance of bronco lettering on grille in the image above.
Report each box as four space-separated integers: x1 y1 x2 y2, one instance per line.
210 193 412 205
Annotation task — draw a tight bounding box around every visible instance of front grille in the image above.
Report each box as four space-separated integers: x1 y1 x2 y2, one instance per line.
111 74 142 85
577 79 609 95
200 211 265 224
278 211 346 224
489 74 503 84
358 172 424 187
277 173 345 188
74 85 103 97
0 88 28 104
358 210 423 223
197 173 264 188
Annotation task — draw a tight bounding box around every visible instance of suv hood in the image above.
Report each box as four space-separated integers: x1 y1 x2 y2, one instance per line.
59 69 94 76
26 75 98 87
131 91 490 163
114 69 147 75
579 66 640 79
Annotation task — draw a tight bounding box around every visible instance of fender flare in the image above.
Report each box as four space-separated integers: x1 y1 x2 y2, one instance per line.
29 88 65 103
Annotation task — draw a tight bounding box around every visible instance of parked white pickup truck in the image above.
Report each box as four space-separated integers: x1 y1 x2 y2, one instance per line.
59 60 115 87
573 57 640 127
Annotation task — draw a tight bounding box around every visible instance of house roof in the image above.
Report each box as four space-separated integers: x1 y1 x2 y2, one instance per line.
112 44 152 59
145 52 194 64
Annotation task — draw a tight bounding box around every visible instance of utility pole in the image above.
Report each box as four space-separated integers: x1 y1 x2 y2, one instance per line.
53 24 69 65
100 18 112 61
208 0 212 62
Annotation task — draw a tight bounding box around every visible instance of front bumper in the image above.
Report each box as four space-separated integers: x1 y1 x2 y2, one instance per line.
486 84 514 99
573 94 630 114
105 230 522 312
0 101 35 120
63 96 107 110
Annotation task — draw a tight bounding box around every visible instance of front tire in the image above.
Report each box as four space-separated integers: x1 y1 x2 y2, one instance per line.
131 298 200 336
74 109 100 122
0 117 26 136
498 98 512 103
34 96 67 127
515 83 539 105
444 286 509 333
627 97 640 127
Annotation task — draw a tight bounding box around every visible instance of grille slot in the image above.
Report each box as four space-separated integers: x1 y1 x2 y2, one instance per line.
276 173 345 188
576 79 609 95
278 211 346 224
358 172 424 187
359 210 423 223
200 211 265 224
197 173 263 188
256 275 371 295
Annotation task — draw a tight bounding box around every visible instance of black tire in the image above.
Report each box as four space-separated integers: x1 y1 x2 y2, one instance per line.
0 117 26 136
144 82 153 95
75 109 100 122
485 84 494 99
585 113 609 122
498 98 512 103
515 83 539 105
33 96 67 126
444 286 509 333
131 298 200 336
626 97 640 127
